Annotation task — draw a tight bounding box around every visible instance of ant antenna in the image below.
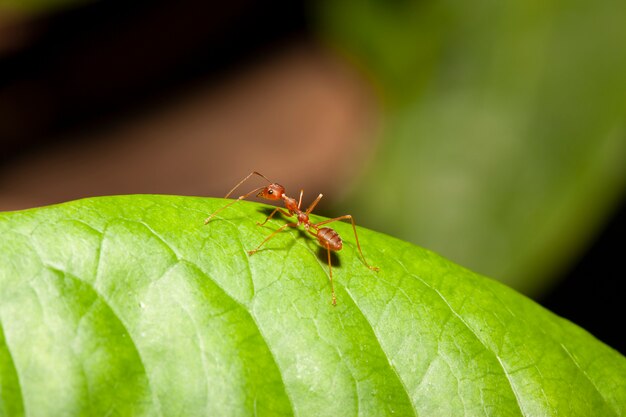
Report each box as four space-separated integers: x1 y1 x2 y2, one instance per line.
224 171 272 199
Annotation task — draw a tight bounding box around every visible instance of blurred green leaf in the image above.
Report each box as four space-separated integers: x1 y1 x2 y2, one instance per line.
1 195 625 416
316 0 626 295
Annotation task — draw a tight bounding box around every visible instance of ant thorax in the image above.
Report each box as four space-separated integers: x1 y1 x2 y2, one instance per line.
283 196 299 213
297 212 309 227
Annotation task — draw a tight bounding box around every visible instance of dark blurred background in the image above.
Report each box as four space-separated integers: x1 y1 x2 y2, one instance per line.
1 0 624 354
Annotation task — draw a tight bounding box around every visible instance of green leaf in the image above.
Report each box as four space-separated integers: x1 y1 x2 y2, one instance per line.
1 195 625 416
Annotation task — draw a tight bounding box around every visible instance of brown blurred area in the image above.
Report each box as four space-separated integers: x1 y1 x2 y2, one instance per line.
0 0 379 212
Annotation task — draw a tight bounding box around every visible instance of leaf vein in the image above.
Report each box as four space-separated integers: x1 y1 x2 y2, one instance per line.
64 271 164 417
342 288 419 417
559 343 618 416
0 316 25 417
190 266 297 417
393 258 525 417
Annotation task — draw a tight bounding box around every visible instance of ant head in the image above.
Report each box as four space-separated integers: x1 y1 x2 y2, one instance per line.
257 183 285 201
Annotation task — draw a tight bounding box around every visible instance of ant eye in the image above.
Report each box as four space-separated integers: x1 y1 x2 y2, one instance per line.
268 190 273 195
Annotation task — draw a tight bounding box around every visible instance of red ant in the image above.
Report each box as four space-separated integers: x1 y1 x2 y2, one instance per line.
204 171 379 305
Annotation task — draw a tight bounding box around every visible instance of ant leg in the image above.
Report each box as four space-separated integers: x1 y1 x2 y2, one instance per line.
314 215 379 272
257 208 292 226
305 193 324 215
304 228 336 305
204 185 265 224
298 189 304 210
248 222 298 256
325 244 337 306
205 171 274 223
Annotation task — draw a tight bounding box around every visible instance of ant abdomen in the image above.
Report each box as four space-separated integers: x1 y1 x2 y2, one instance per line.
317 227 343 251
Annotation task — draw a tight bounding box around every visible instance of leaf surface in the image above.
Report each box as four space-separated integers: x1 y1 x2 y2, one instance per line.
1 195 625 416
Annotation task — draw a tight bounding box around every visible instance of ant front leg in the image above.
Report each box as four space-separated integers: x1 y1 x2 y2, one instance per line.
305 193 323 215
257 207 292 227
204 171 273 224
314 215 380 272
248 222 298 256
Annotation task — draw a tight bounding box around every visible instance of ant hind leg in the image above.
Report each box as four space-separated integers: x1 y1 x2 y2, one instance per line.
314 215 379 272
325 244 337 306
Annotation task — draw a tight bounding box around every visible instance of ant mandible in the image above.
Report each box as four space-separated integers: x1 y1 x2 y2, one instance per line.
204 171 379 306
